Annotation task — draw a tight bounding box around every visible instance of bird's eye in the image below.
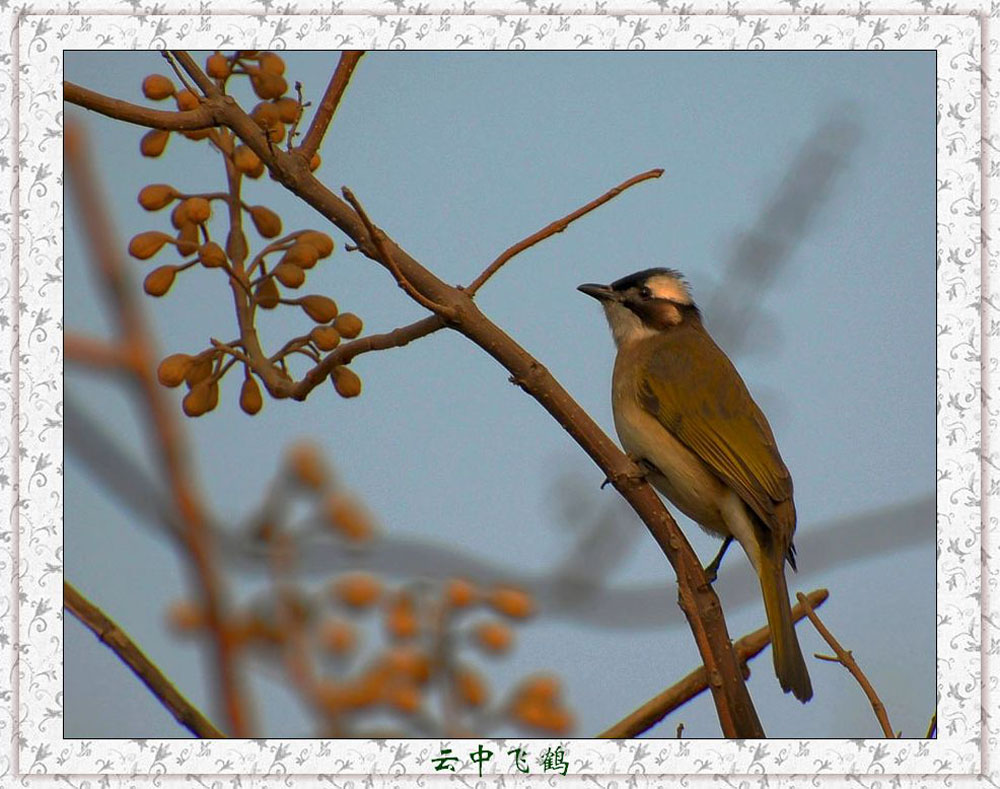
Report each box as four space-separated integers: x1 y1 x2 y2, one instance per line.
639 286 652 299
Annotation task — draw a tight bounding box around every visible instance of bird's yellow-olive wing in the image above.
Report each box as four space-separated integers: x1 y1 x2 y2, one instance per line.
638 327 795 537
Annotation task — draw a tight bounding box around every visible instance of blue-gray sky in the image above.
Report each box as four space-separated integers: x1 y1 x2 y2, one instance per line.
65 50 935 739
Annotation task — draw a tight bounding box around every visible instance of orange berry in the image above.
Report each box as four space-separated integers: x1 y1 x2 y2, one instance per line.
182 379 219 417
516 673 561 705
273 262 305 289
286 442 326 489
183 356 213 387
282 242 320 270
175 89 200 111
181 197 211 224
157 353 193 388
382 646 432 684
250 101 281 128
251 71 287 100
274 96 300 123
309 152 322 172
239 375 262 415
137 184 177 211
142 74 175 100
143 265 177 297
300 295 338 323
182 127 212 142
298 231 334 258
198 242 227 269
140 129 170 157
232 145 262 176
324 493 373 541
385 593 418 641
456 667 489 708
331 365 361 398
445 578 478 608
128 230 171 260
254 278 281 309
249 205 282 238
310 326 341 352
489 586 535 619
333 313 363 339
474 620 513 654
332 573 382 609
258 52 286 76
265 121 286 145
206 52 231 79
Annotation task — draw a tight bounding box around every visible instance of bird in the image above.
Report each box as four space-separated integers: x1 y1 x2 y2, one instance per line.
578 267 812 702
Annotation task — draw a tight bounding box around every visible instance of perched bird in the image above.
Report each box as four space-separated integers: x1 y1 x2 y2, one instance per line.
578 267 812 702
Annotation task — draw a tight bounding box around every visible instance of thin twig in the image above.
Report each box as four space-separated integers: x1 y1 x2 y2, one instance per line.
796 591 895 738
65 581 226 738
290 315 446 400
161 51 199 98
342 187 456 318
297 51 365 163
925 712 937 738
286 81 307 152
465 168 665 295
599 588 829 738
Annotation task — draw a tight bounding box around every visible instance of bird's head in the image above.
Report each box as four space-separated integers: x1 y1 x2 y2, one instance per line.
578 267 700 348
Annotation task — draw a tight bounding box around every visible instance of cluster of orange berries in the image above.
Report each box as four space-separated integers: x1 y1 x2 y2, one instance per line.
167 554 571 733
140 51 320 170
132 53 369 415
312 572 573 733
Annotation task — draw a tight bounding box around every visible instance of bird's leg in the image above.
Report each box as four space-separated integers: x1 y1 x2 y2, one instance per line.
704 536 734 584
601 454 654 489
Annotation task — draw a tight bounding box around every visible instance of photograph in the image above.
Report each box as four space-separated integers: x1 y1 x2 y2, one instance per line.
62 46 936 752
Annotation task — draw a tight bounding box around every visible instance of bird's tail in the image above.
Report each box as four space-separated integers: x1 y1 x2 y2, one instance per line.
758 551 813 702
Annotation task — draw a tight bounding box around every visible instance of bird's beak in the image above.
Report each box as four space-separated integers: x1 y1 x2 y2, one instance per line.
577 283 616 302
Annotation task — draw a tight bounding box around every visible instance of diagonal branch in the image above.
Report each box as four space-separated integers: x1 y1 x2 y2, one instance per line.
466 167 665 295
796 591 896 737
600 588 829 738
65 581 226 738
297 51 365 163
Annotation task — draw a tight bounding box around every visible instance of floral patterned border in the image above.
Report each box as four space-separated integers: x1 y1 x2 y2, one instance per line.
5 6 988 785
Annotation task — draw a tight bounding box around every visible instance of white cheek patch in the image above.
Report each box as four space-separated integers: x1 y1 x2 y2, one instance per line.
602 301 658 347
646 274 692 305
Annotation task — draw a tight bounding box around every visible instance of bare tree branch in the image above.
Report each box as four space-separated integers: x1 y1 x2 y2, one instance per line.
297 51 365 163
65 81 217 131
466 167 665 295
796 591 895 737
65 581 226 739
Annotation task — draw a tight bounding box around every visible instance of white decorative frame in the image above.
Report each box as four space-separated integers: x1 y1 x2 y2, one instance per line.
5 6 990 786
